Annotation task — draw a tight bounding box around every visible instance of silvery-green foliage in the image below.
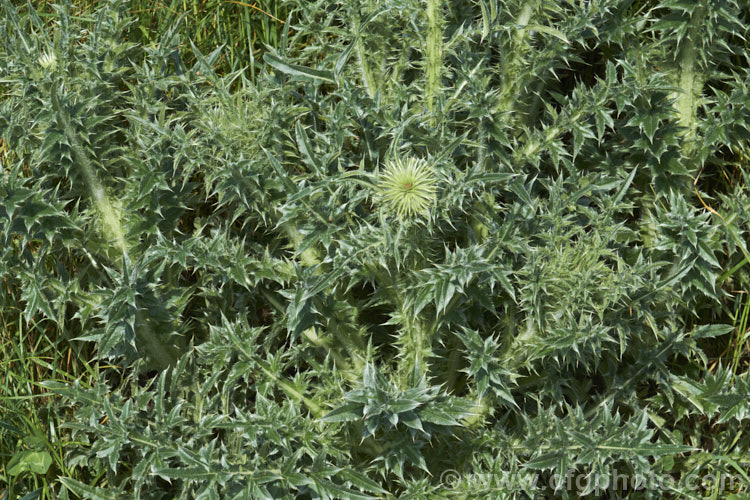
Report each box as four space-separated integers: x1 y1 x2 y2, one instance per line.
1 0 750 497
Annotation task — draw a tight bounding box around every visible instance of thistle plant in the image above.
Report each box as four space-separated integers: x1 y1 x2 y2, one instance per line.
1 0 750 498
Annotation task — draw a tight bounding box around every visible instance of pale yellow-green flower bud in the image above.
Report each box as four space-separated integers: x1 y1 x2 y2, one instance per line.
377 157 437 220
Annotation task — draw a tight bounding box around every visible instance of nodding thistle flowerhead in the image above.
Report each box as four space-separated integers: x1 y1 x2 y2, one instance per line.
377 156 437 220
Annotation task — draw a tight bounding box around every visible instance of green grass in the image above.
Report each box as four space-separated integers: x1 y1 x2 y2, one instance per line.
20 0 290 78
0 303 99 498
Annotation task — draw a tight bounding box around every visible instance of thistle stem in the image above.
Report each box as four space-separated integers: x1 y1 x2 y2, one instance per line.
51 86 179 369
495 3 535 117
257 359 324 418
425 0 444 116
445 340 462 391
51 89 127 260
397 311 432 388
354 12 377 99
673 4 706 168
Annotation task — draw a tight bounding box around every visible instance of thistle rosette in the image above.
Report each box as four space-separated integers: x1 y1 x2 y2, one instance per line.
377 156 438 220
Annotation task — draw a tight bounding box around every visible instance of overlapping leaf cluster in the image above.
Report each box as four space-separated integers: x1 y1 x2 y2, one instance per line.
1 0 750 497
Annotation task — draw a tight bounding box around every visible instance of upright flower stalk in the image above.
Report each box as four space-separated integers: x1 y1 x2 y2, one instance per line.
495 3 535 117
51 85 179 369
376 156 441 386
50 87 128 261
672 4 706 167
425 0 444 117
354 11 377 99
